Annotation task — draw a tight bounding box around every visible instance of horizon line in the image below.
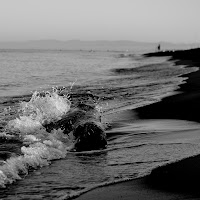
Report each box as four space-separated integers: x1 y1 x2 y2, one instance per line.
0 39 199 45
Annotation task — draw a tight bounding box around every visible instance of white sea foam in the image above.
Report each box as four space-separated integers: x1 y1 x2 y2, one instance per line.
7 90 71 134
0 90 72 188
0 139 68 188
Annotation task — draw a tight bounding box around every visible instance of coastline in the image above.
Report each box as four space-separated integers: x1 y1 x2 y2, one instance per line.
135 48 200 122
75 48 200 200
75 155 200 200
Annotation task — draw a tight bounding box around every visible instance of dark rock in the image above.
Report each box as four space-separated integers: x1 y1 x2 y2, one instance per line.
73 121 107 151
44 103 107 151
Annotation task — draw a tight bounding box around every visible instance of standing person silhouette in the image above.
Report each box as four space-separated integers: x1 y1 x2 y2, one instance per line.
157 44 161 51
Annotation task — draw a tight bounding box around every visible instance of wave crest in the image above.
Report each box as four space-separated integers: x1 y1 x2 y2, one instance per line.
0 90 72 187
6 90 71 134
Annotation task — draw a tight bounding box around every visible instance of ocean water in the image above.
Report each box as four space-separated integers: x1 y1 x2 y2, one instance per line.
0 48 199 199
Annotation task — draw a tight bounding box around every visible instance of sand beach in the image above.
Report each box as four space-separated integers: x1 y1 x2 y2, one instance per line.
76 48 200 200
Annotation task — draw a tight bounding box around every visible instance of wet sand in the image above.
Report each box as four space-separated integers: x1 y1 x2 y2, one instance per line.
76 155 200 200
75 48 200 200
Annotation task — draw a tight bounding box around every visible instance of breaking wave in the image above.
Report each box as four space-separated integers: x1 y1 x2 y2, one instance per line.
0 90 73 187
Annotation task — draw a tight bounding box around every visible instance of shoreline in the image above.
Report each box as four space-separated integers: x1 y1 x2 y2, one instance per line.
75 48 200 200
135 48 200 122
75 155 200 200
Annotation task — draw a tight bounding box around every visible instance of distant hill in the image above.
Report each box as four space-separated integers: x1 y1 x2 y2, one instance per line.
0 40 198 52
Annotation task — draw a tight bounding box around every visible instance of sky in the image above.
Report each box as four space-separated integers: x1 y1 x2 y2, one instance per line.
0 0 199 43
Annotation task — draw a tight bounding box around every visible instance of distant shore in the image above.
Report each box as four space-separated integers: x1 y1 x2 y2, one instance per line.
75 48 200 200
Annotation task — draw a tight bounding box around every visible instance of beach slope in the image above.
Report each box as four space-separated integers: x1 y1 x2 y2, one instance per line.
76 155 200 200
75 48 200 200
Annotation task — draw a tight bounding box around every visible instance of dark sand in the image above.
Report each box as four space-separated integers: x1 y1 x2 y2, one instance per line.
136 48 200 122
75 48 200 200
76 155 200 200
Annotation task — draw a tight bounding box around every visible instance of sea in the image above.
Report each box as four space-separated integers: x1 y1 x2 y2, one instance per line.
0 45 200 199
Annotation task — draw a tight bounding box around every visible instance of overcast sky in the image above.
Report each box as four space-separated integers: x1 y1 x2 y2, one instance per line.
0 0 199 43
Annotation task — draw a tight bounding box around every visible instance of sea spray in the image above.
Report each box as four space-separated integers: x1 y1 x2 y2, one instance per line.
0 90 72 188
19 90 71 123
6 90 71 134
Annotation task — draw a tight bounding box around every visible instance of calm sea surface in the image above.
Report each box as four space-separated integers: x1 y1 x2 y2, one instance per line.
0 48 200 199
